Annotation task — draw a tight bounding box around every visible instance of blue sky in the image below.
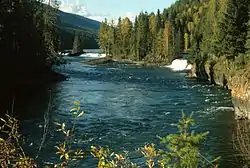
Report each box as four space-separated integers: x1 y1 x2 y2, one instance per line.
59 0 177 21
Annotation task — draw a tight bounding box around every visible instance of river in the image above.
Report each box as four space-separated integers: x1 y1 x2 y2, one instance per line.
16 56 241 167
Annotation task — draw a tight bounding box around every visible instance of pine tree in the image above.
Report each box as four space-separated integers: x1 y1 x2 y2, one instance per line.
163 22 174 61
149 13 157 55
120 17 133 58
220 0 249 59
99 19 109 54
155 9 162 32
175 28 181 57
245 19 250 55
155 29 164 59
72 31 81 54
133 16 140 60
211 0 229 55
109 20 117 57
115 17 122 56
137 12 149 60
202 0 218 53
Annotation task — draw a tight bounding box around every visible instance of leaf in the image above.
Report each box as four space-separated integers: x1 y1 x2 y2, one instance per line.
54 122 61 126
0 118 6 123
66 130 70 137
70 108 78 112
91 146 96 149
74 101 80 106
62 123 66 130
65 153 69 160
77 111 84 118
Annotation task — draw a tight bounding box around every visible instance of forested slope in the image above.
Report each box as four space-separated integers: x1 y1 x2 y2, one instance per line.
99 0 249 63
99 0 250 119
59 10 100 50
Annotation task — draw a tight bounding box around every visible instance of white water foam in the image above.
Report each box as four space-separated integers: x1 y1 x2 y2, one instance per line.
80 53 106 58
60 52 70 56
165 59 192 71
216 107 234 111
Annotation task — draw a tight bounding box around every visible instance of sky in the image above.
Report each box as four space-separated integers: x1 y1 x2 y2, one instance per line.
58 0 177 22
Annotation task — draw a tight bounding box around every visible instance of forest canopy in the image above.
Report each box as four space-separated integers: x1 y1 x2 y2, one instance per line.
99 0 250 64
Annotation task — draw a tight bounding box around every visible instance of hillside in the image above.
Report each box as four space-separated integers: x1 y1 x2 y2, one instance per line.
59 10 100 50
59 10 100 30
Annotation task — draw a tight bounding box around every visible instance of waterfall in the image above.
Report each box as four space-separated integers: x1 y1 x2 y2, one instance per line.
165 59 192 71
80 53 106 58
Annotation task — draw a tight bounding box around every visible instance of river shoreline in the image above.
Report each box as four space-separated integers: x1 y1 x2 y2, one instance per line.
188 57 250 120
80 56 169 67
1 68 68 116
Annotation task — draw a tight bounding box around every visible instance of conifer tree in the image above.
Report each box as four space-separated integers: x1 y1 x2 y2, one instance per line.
149 13 157 55
120 17 133 58
245 20 250 55
163 22 174 60
220 0 249 59
72 31 81 54
133 16 140 60
155 9 162 32
99 19 109 54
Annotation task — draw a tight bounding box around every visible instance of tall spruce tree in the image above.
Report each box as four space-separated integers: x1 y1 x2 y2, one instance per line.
156 9 162 32
99 19 109 54
120 17 133 58
72 31 81 54
246 19 250 55
220 0 249 59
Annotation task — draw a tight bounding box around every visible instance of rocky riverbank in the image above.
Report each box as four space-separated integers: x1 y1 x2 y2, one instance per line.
189 56 250 119
81 56 166 67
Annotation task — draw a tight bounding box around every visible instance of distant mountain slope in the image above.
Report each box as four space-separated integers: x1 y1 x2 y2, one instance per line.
59 10 100 31
58 10 100 50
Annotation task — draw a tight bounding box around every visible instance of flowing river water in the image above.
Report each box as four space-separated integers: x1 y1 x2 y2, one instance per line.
15 56 243 167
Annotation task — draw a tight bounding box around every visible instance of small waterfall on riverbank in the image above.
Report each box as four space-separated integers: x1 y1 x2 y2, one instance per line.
165 59 192 71
80 53 106 58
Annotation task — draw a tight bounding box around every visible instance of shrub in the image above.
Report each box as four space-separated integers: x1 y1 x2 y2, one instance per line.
0 103 219 168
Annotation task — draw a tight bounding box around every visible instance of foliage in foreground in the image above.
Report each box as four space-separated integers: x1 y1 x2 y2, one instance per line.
0 102 219 167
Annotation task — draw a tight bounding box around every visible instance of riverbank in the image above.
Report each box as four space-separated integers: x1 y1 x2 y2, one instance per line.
15 69 68 85
189 56 250 119
1 68 68 116
81 56 170 67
